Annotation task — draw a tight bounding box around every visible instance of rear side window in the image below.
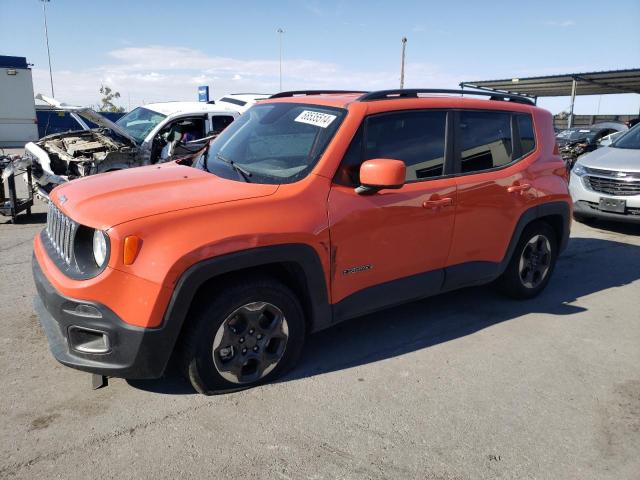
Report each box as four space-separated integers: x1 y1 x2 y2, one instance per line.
516 114 535 157
365 111 447 181
459 111 512 173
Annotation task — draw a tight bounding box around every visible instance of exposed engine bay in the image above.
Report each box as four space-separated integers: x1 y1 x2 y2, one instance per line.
25 129 141 195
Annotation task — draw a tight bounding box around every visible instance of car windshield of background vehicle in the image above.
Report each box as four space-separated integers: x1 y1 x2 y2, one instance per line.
612 124 640 149
197 103 346 184
557 128 592 140
115 107 167 144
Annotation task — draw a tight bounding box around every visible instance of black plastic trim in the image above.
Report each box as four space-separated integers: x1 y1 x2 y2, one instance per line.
163 244 333 336
270 90 367 99
333 269 444 322
32 254 174 379
359 89 535 105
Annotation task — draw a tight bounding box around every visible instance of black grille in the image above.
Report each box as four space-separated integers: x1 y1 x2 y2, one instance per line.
585 176 640 196
46 202 78 264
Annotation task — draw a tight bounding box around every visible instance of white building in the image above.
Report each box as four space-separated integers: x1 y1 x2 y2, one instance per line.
0 56 38 148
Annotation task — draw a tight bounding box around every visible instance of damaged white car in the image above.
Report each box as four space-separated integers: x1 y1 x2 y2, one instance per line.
25 95 240 196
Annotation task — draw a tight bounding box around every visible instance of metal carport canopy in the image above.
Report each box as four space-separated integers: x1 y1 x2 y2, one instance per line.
460 68 640 97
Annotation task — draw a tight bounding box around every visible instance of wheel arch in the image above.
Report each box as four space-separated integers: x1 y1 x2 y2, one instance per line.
499 201 571 274
161 244 332 364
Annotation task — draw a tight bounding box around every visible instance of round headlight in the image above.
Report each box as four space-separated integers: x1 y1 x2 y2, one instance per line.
92 230 108 267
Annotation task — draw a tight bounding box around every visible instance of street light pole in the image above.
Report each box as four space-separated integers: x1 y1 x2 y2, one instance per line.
40 0 55 98
400 37 407 89
277 28 284 92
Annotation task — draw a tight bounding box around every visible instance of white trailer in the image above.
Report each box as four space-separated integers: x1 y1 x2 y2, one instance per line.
0 56 38 148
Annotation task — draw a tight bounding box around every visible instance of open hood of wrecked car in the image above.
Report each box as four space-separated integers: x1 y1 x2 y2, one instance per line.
36 94 139 145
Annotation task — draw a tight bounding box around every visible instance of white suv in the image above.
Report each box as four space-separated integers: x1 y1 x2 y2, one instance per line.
25 96 240 196
570 124 640 223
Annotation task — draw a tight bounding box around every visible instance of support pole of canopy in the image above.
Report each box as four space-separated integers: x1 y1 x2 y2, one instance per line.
568 78 577 128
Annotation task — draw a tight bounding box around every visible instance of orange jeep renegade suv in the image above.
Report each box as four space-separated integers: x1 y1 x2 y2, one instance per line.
33 89 571 394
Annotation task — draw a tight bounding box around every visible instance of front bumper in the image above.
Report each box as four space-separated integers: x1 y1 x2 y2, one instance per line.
569 171 640 223
32 255 175 379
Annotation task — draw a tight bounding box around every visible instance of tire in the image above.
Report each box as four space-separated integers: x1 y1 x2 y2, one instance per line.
496 221 558 299
178 276 306 395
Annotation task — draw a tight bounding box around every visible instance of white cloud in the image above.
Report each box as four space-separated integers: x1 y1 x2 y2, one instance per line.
544 20 576 27
31 45 463 108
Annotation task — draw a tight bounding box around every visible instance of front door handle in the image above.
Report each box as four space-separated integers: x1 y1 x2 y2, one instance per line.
507 183 531 193
422 197 453 208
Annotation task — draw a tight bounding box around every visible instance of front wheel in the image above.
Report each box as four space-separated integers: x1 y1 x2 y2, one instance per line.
178 277 306 394
497 221 558 299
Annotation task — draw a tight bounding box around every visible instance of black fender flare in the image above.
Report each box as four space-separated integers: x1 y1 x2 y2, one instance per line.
499 200 571 274
161 243 332 351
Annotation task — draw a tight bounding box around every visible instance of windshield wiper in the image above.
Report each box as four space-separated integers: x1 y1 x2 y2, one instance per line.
216 152 252 182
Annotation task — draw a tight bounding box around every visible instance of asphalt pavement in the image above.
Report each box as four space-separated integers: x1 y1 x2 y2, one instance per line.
1 196 639 479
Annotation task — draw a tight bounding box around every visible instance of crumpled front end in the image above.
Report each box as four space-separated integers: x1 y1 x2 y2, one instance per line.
25 129 139 197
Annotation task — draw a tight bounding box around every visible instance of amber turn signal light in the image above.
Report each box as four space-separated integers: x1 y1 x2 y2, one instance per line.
123 236 141 265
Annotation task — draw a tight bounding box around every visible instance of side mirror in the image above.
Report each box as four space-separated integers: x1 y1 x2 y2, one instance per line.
356 159 405 194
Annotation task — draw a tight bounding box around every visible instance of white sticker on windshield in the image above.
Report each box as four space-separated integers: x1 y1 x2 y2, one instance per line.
294 110 337 128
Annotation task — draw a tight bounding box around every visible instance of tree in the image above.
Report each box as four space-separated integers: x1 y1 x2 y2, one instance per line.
98 85 125 112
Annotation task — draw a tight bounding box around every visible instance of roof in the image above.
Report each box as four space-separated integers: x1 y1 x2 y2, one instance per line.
142 101 238 116
0 55 28 69
461 68 640 97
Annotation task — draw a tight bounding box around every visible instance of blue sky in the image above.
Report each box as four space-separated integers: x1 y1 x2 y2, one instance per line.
1 0 639 114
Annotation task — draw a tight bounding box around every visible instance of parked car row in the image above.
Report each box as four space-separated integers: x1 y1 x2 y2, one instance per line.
569 123 640 224
556 122 629 167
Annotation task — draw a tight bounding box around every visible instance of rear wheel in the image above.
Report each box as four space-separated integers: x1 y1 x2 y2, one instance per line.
497 221 558 299
178 277 305 394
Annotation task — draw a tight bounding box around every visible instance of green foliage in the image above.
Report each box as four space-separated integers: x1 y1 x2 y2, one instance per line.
98 85 125 113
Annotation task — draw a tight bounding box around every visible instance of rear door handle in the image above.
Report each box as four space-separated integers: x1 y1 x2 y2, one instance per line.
507 183 531 193
422 197 453 208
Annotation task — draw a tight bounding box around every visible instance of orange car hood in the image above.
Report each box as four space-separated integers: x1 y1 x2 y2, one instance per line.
50 163 279 229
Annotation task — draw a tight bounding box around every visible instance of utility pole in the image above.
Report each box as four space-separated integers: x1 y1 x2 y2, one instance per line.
40 0 55 98
277 28 284 92
399 37 407 89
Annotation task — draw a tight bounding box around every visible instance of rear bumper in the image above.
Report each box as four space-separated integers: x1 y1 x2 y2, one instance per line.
32 254 175 379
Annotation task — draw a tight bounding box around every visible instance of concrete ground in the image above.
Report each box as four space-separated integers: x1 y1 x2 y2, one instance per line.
1 194 639 479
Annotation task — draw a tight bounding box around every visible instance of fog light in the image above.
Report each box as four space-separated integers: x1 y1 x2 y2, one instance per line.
68 326 110 354
63 304 102 319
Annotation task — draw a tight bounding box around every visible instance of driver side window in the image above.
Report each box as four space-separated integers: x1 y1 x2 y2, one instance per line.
334 110 448 186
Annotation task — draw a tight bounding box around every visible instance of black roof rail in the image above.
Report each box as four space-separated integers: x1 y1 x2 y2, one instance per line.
269 90 367 99
357 88 535 105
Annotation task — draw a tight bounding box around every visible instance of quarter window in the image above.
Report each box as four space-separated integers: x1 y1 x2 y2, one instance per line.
516 114 535 157
459 111 512 173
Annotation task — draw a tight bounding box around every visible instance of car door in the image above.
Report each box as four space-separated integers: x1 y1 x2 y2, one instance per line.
444 110 537 288
328 109 456 319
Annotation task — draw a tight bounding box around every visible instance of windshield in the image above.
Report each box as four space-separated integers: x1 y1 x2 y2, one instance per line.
115 107 167 144
196 103 346 184
612 124 640 149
